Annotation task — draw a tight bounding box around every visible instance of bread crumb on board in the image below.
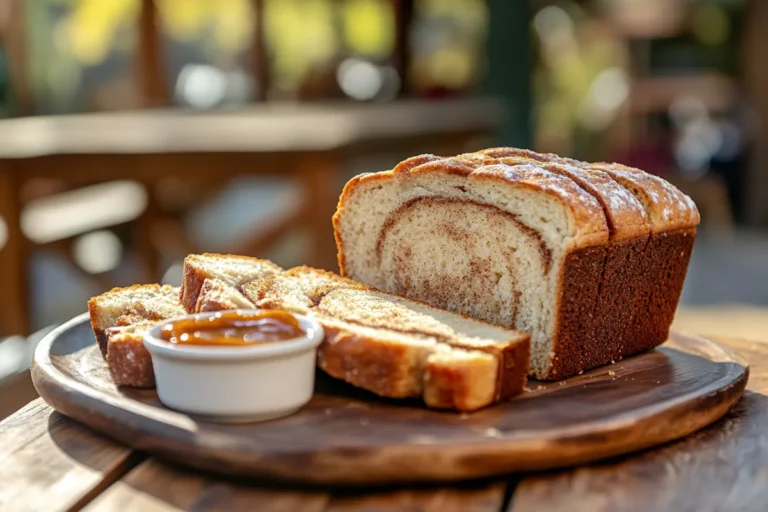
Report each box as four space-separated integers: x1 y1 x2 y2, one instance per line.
608 370 616 376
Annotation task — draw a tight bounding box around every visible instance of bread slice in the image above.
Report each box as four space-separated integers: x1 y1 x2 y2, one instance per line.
425 344 500 411
88 284 185 357
179 253 282 313
88 284 187 388
317 316 501 411
105 323 156 388
191 262 530 411
334 147 699 379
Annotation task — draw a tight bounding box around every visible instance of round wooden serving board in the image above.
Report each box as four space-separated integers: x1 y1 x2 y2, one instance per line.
32 313 748 486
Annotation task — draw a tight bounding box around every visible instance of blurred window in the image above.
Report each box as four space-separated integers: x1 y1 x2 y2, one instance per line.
263 0 339 99
263 0 397 101
532 2 627 157
409 0 489 98
157 0 256 107
27 0 141 114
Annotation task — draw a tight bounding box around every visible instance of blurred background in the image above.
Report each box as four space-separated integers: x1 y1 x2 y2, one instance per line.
1 0 767 415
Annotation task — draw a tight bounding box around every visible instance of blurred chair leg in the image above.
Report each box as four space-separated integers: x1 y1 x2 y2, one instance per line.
0 166 29 336
299 152 341 272
135 184 163 284
229 208 304 258
671 174 734 230
150 216 202 259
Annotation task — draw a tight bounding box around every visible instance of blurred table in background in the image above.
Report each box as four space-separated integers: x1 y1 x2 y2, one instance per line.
0 98 505 336
673 306 768 341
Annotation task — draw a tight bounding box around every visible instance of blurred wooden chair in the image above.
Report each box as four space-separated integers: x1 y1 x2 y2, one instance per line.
669 173 734 230
0 99 505 336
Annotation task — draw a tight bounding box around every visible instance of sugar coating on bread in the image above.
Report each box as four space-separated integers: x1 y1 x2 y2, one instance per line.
243 274 314 313
591 162 700 231
334 147 700 379
180 253 282 313
195 278 255 312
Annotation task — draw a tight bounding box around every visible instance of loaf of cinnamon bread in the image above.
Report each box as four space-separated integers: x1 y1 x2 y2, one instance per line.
333 147 699 380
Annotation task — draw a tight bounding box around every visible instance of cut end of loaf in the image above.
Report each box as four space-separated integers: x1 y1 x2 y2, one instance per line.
180 253 282 313
424 347 499 411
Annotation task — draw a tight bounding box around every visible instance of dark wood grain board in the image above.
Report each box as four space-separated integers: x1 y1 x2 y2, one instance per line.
510 336 768 512
31 314 748 486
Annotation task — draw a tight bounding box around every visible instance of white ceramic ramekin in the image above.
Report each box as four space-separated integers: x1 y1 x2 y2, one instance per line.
143 310 324 423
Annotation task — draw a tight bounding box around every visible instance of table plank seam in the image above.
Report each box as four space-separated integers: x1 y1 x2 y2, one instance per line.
66 450 147 512
0 400 54 460
500 475 521 512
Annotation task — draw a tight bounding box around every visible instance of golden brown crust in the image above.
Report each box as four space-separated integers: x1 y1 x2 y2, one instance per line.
180 263 208 313
459 150 650 241
538 163 650 240
392 154 440 174
478 147 583 167
92 328 109 357
313 286 530 401
446 335 530 400
316 316 434 398
423 349 499 411
390 154 611 247
105 327 155 388
470 163 608 248
591 163 700 231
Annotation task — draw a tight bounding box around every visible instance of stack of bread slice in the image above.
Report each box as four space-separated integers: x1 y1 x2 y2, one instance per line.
88 254 530 411
88 284 185 388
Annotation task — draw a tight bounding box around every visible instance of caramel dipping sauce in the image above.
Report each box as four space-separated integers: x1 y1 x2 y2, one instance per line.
159 310 304 346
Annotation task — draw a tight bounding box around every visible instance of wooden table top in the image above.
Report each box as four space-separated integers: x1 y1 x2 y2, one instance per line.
0 98 504 158
2 314 767 511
